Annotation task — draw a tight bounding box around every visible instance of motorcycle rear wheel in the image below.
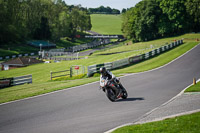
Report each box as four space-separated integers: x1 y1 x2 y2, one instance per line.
121 88 128 99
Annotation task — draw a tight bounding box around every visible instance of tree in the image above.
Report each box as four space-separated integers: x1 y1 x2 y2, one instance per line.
0 0 92 45
122 0 162 41
34 17 51 40
122 8 127 14
185 0 200 32
160 0 189 34
121 8 136 39
121 0 195 42
88 6 120 14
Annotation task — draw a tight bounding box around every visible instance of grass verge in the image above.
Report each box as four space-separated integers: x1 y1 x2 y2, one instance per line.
113 112 200 133
185 81 200 92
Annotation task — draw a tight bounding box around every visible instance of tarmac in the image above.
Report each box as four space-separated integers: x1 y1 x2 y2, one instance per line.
106 80 200 133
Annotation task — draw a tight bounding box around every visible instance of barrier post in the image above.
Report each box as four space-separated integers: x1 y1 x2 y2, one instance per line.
193 78 196 85
70 67 72 77
50 71 52 80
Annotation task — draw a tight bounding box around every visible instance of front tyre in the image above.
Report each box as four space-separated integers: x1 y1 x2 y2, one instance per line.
106 89 116 102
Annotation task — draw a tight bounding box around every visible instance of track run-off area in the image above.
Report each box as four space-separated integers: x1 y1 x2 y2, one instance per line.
0 44 200 133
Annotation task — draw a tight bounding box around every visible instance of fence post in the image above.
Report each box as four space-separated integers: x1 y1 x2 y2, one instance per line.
70 67 72 77
82 66 85 74
30 75 32 84
193 78 196 85
50 71 52 80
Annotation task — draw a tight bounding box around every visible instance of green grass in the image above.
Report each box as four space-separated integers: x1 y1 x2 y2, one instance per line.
113 112 200 133
0 77 99 103
0 34 199 103
91 14 122 35
185 81 200 92
0 43 39 57
52 74 87 81
56 35 94 49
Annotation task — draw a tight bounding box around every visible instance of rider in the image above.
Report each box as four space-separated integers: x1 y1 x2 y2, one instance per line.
99 67 122 91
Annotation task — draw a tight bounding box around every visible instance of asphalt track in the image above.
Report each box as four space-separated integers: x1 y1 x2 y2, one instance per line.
0 44 200 133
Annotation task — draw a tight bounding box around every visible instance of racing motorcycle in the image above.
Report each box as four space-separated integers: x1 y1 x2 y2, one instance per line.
100 78 128 102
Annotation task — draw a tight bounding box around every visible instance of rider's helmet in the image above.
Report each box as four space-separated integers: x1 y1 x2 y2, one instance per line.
100 67 107 76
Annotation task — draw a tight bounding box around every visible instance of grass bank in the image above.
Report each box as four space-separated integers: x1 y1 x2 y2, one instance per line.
185 80 200 92
91 14 122 35
113 112 200 133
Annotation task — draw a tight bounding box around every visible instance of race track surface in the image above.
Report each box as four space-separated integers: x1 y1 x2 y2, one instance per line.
0 44 200 133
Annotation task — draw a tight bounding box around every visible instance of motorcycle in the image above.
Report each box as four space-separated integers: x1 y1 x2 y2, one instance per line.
100 78 128 102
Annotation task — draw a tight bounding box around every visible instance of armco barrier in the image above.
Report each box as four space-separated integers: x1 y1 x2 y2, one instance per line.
87 40 183 77
129 55 143 64
70 39 110 52
87 63 112 77
112 58 129 69
12 75 32 86
0 53 35 61
0 78 13 88
0 75 32 88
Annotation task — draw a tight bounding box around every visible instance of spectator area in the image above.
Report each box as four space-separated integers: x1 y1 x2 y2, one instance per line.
28 40 56 48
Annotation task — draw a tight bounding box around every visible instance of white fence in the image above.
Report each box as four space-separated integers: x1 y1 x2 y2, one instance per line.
87 40 183 76
70 39 110 52
0 53 36 60
13 75 32 85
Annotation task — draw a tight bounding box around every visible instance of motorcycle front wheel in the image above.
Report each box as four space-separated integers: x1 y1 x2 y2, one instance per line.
106 89 116 102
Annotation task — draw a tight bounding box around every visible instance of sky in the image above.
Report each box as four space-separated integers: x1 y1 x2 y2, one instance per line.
64 0 142 11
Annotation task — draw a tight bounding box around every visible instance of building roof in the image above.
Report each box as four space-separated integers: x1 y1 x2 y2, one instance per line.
2 57 43 66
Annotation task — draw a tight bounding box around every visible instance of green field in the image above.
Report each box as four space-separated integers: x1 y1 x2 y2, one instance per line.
91 14 122 35
185 81 200 92
113 112 200 133
0 34 199 103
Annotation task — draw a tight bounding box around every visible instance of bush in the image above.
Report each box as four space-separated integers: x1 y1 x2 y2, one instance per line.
93 73 100 77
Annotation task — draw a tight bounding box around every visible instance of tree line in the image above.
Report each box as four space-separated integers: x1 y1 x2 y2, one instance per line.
88 6 120 14
122 0 200 42
0 0 92 45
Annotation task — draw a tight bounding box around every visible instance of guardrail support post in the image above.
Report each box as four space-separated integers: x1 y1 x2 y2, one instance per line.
193 78 196 85
70 67 72 77
50 71 52 80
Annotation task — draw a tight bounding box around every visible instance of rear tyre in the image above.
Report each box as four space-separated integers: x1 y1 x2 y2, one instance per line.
121 88 128 99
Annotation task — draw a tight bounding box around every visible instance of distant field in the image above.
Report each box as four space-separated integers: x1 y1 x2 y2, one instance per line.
91 14 122 35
